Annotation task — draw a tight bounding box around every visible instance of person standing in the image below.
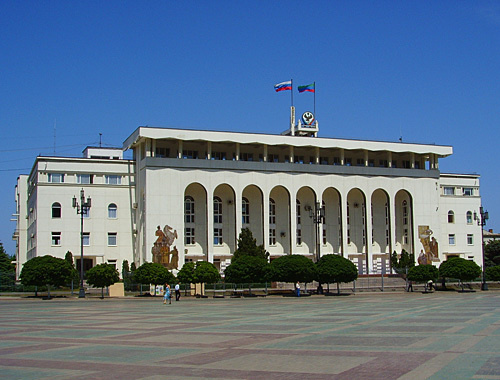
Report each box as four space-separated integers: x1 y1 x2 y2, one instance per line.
175 282 181 301
163 284 171 305
295 281 300 297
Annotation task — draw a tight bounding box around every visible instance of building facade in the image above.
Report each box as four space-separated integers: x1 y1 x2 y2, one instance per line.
13 126 484 277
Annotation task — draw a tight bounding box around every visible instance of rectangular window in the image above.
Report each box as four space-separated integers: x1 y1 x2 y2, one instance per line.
241 153 253 161
182 150 198 159
320 157 328 165
51 232 61 246
296 228 302 245
449 234 455 245
403 160 411 169
108 232 117 246
107 259 117 269
333 157 341 165
356 158 364 166
214 228 223 245
379 160 388 167
322 227 327 245
82 232 90 246
48 173 64 183
212 151 226 160
463 188 474 196
77 174 93 184
467 234 473 245
155 147 169 158
268 154 279 162
105 175 122 185
185 228 195 245
443 187 455 195
345 158 352 166
269 228 276 245
294 155 304 164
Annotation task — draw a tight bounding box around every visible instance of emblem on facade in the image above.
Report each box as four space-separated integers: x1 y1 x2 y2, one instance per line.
152 225 179 270
302 111 315 125
418 226 439 265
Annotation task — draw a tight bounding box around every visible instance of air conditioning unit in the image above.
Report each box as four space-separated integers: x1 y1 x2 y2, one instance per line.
132 202 138 209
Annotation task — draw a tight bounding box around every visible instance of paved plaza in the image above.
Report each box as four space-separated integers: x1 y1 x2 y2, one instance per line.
0 292 500 380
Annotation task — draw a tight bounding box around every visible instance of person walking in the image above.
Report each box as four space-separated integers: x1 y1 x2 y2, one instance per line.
163 284 171 305
295 281 301 297
175 282 181 301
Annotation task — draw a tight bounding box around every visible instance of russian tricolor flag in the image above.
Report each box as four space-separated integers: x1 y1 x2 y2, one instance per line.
274 81 292 92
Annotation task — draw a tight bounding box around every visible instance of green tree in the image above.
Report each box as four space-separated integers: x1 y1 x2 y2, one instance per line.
485 265 500 281
407 264 439 292
64 251 74 266
391 249 415 275
224 255 270 294
193 261 221 295
270 254 316 285
485 240 500 267
439 257 481 291
20 255 77 298
232 228 268 260
177 262 196 285
0 243 16 289
85 263 120 298
316 254 358 294
134 263 176 296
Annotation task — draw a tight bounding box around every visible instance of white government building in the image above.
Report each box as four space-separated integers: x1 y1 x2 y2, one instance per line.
13 118 483 279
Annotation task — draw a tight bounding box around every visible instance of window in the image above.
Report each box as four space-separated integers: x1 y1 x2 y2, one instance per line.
320 157 328 165
241 153 253 161
333 157 340 165
268 154 279 162
155 147 169 158
467 234 474 245
443 187 455 195
296 199 301 245
48 173 64 183
214 228 223 245
356 158 364 166
182 150 198 159
294 155 304 164
448 210 455 223
51 202 61 218
185 227 195 245
105 175 122 185
269 198 276 245
185 196 195 223
51 232 61 246
345 158 352 166
404 229 409 245
213 197 222 224
242 197 250 224
466 211 473 225
108 232 117 246
402 160 411 169
449 234 455 245
402 200 408 225
107 259 117 269
108 203 117 219
83 207 90 218
83 232 90 246
77 174 93 184
212 151 226 160
269 198 276 225
463 187 474 196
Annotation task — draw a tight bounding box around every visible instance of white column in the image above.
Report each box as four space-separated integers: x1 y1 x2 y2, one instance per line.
340 149 345 166
289 146 294 163
178 140 183 158
340 193 349 257
315 147 320 164
235 143 240 161
263 144 268 162
207 142 212 160
364 150 369 167
207 188 214 263
365 195 373 273
388 152 393 167
234 191 242 253
263 194 270 253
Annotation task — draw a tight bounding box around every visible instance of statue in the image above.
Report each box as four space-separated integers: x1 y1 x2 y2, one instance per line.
418 225 439 263
152 225 179 269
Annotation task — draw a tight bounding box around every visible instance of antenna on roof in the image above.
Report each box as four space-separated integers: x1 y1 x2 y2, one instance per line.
399 125 403 142
99 133 102 147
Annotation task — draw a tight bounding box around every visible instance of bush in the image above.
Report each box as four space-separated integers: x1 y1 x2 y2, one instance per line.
134 262 176 295
270 255 316 284
316 254 357 294
485 265 500 281
86 263 120 298
439 257 481 291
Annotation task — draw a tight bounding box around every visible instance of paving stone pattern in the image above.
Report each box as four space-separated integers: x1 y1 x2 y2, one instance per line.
0 292 500 379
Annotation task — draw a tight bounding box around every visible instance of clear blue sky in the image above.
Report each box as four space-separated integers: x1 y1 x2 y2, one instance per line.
1 1 499 256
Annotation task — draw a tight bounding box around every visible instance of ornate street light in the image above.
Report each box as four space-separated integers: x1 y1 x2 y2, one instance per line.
72 189 92 298
474 206 489 291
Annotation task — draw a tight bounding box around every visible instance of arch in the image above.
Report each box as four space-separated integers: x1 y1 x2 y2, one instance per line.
322 187 342 255
213 184 237 257
346 188 368 274
51 202 61 218
371 189 391 274
269 186 291 256
108 203 117 219
395 190 414 256
296 186 316 257
241 184 264 246
184 183 208 259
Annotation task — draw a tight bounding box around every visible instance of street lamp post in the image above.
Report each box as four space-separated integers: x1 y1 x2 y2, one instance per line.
307 201 325 263
474 206 489 291
73 189 91 298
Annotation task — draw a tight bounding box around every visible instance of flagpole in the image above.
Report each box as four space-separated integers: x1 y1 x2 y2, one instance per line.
314 81 316 117
291 78 293 107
